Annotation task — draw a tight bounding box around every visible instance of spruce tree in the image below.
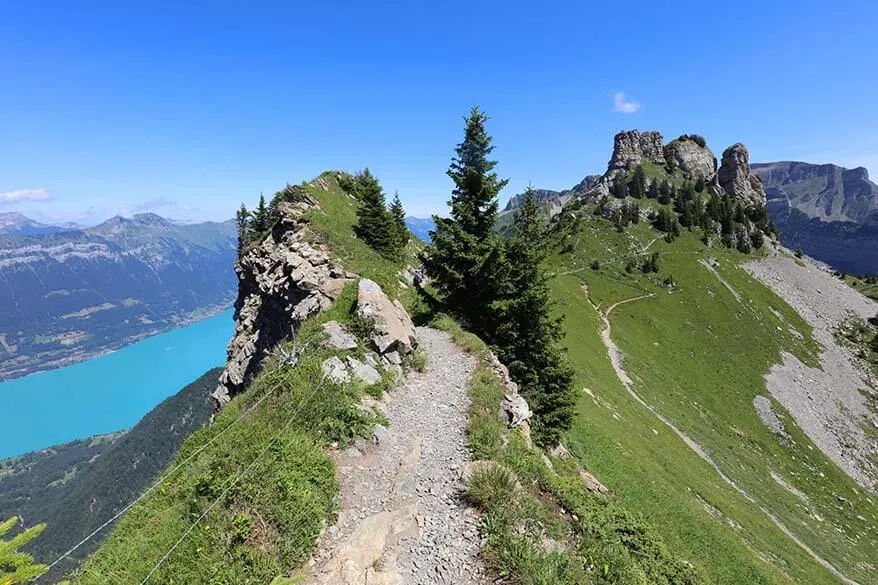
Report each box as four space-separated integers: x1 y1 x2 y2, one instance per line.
630 166 646 199
235 203 250 256
251 193 270 234
0 517 48 583
388 191 410 256
493 188 575 446
423 106 508 332
354 169 394 255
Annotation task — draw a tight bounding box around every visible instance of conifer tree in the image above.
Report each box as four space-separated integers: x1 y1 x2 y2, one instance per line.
353 169 394 255
388 191 409 256
0 517 48 583
630 166 646 199
235 203 250 256
423 106 508 332
612 176 629 199
493 188 576 445
251 193 270 234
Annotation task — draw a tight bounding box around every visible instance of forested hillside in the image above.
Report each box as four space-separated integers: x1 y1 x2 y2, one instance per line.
0 368 218 582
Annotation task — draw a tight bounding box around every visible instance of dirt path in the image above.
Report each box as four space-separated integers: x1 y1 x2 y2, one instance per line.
304 326 486 585
583 285 861 585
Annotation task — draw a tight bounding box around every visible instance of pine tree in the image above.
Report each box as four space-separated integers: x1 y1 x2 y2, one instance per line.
388 191 410 256
612 176 629 199
251 193 270 234
0 517 48 584
493 188 575 446
646 180 660 200
630 166 646 199
354 169 394 255
235 203 250 256
423 106 508 332
658 181 673 205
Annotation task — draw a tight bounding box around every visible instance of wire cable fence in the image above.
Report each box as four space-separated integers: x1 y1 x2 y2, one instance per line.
135 377 328 584
32 342 314 582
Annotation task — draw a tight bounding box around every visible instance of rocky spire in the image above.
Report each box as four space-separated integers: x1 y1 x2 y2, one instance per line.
718 143 766 204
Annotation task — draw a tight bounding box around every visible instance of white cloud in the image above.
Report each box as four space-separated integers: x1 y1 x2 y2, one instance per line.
0 188 53 204
613 91 641 114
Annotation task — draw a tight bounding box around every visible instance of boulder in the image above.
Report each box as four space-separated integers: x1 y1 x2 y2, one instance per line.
718 143 766 204
355 279 418 354
500 393 533 428
322 320 358 350
322 356 350 384
346 356 381 385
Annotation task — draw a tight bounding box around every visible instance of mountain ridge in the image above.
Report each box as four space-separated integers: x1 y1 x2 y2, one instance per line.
0 213 237 379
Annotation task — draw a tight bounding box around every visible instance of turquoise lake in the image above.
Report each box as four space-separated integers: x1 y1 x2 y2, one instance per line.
0 309 234 460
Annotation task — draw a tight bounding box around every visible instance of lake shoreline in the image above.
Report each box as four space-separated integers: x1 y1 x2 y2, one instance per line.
0 302 234 382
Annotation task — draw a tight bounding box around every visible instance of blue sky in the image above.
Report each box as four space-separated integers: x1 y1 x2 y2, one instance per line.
2 1 876 223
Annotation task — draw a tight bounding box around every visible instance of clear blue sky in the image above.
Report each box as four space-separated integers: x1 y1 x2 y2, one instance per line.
2 1 876 223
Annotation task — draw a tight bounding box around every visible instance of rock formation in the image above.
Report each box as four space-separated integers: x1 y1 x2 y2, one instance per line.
718 143 766 205
355 278 418 355
211 193 355 408
665 136 717 182
608 130 665 173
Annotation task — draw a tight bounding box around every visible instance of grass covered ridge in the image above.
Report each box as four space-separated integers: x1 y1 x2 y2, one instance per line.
434 315 704 584
546 206 877 584
74 171 418 585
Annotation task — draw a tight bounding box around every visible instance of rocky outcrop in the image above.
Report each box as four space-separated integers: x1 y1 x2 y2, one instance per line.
355 279 418 355
608 130 665 173
487 351 533 436
212 194 355 408
665 136 717 182
718 143 766 205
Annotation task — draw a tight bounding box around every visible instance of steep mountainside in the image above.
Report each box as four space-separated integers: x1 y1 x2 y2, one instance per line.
0 213 236 379
0 368 218 582
752 161 878 274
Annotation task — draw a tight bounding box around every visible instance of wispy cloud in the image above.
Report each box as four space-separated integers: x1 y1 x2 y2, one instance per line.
0 188 53 204
131 197 180 214
613 91 641 114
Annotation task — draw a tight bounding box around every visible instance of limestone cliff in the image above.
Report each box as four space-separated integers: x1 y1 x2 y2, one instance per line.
211 192 355 407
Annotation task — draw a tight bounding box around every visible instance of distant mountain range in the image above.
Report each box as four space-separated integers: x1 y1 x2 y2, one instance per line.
405 216 435 242
0 212 237 379
0 212 82 236
752 162 878 275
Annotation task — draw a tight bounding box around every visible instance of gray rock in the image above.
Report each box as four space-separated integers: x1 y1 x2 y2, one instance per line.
373 423 390 444
608 130 665 172
383 350 402 366
665 136 716 182
363 352 379 368
322 320 358 350
719 143 766 204
355 279 418 354
212 191 358 408
500 393 533 427
346 356 381 385
322 356 350 384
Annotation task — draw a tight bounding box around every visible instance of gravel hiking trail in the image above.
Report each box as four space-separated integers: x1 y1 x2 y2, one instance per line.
304 326 487 585
582 284 861 585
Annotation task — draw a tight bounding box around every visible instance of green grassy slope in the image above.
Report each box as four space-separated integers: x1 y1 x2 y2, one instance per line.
73 174 416 585
547 205 877 584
